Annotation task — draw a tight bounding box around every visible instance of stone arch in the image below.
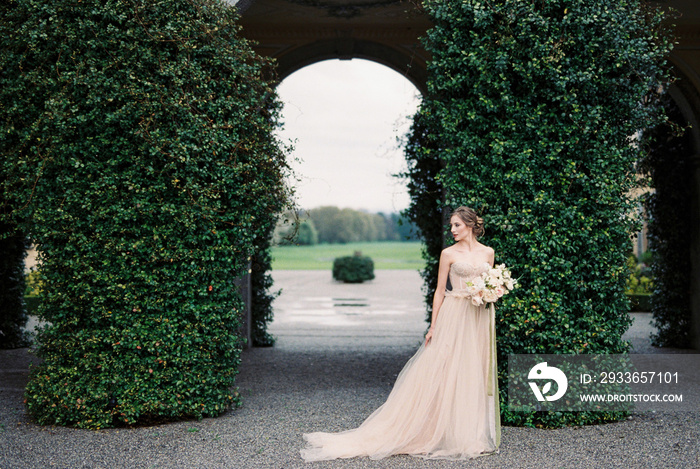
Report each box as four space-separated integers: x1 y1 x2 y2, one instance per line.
236 0 431 94
272 39 427 95
663 60 700 349
667 24 700 346
668 57 700 152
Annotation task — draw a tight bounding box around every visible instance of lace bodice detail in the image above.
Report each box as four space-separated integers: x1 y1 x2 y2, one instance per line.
446 262 490 296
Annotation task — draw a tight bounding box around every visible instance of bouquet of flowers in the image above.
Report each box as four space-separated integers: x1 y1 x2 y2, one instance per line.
465 263 517 306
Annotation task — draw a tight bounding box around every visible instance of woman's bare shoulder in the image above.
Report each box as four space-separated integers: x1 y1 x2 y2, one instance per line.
441 245 460 257
439 246 459 264
482 244 495 255
481 244 495 265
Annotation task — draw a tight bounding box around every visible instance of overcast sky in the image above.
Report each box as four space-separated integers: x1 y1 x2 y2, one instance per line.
275 59 422 214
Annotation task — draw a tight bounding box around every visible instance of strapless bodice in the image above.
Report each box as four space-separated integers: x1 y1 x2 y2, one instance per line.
450 262 490 281
446 262 491 297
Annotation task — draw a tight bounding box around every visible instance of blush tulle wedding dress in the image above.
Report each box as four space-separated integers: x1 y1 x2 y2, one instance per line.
300 262 500 461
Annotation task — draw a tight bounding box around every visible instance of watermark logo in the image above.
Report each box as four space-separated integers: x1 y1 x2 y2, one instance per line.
509 354 697 412
528 362 568 402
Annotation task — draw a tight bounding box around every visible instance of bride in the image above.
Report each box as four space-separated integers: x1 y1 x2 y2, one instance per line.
300 206 501 461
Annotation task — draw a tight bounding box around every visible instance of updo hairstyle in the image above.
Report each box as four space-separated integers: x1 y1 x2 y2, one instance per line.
450 206 485 238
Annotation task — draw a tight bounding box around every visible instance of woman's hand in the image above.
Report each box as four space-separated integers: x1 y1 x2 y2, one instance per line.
424 327 434 346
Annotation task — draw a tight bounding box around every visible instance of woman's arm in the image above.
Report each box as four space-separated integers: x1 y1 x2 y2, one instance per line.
425 249 451 345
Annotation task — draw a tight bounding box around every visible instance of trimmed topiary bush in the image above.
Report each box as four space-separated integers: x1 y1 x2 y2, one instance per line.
626 255 653 295
24 269 43 315
333 255 375 283
0 0 290 428
413 0 673 428
626 256 653 312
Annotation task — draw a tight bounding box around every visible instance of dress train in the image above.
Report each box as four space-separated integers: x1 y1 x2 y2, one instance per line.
300 263 501 461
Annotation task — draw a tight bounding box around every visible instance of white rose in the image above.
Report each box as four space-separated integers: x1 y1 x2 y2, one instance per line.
483 289 498 303
472 277 486 290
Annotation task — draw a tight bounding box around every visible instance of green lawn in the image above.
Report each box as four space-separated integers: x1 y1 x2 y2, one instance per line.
270 241 425 270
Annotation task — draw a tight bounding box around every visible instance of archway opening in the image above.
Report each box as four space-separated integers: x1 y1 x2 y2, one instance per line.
277 58 421 214
268 58 428 344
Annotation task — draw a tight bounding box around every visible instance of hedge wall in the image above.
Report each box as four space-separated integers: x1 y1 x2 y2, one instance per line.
640 96 694 348
0 0 291 428
415 0 673 427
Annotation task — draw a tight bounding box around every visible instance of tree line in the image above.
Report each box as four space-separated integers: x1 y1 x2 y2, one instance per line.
274 206 419 245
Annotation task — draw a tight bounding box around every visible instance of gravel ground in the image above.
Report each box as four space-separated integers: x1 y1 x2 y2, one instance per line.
1 270 698 469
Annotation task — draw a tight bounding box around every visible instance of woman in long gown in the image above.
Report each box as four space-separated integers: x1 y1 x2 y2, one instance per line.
300 207 501 461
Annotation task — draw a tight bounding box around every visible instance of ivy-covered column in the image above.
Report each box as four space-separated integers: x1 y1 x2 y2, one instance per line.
0 0 290 428
641 96 694 349
415 0 673 427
